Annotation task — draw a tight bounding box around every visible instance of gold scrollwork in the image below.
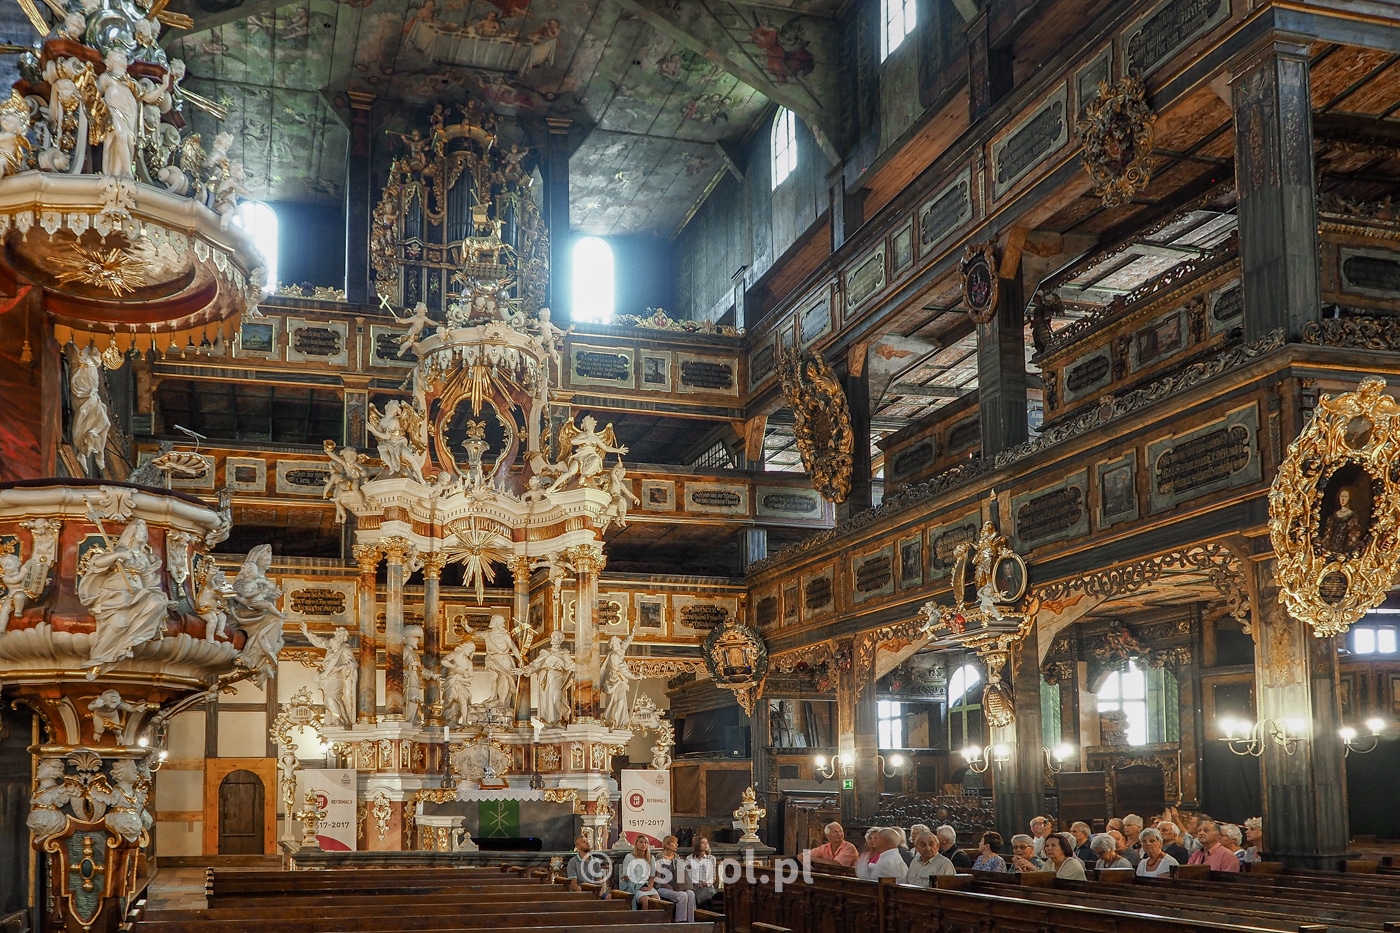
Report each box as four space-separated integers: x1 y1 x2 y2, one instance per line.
1269 376 1400 637
1079 76 1156 208
778 349 854 503
959 241 1000 325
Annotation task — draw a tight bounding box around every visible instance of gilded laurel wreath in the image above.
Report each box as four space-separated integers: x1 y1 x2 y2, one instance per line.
1268 377 1400 637
778 349 854 503
1079 76 1156 208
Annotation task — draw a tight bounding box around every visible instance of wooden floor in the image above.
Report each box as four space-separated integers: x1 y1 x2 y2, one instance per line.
145 869 209 913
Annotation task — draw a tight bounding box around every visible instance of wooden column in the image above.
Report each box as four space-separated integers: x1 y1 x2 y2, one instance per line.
345 92 375 305
569 543 604 715
990 635 1042 842
420 551 446 723
851 672 880 819
380 537 413 719
353 543 380 723
833 637 859 824
542 117 572 320
510 555 533 723
1230 40 1320 342
838 364 872 521
1251 560 1349 867
977 273 1028 459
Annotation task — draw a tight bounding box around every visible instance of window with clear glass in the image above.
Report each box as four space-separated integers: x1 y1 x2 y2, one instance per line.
770 108 798 189
1353 625 1398 655
881 0 918 61
232 201 278 294
571 236 614 324
1097 661 1149 745
947 662 982 751
878 700 904 748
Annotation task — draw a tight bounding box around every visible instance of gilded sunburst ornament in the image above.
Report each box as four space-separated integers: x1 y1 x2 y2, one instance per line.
53 245 146 296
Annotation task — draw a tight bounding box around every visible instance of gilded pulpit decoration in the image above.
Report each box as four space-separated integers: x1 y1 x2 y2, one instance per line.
921 520 1030 638
1269 377 1400 637
777 349 854 503
1079 76 1157 208
981 647 1016 728
959 241 1000 325
702 618 769 715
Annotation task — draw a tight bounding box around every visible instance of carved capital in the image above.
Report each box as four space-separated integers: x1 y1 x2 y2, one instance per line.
352 544 381 577
419 551 447 578
567 544 606 575
506 554 533 579
380 536 415 566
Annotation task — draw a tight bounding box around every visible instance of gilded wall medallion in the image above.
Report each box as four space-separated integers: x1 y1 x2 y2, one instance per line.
1269 377 1400 637
777 349 854 503
1078 76 1156 208
959 241 1000 325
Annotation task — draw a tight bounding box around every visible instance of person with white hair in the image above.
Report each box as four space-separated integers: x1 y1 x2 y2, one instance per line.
1090 832 1132 870
935 824 972 869
855 827 908 881
807 821 858 867
1121 813 1145 865
1221 823 1245 858
1010 833 1046 872
1136 827 1179 877
892 826 914 865
1241 816 1263 863
1155 820 1190 863
905 830 955 886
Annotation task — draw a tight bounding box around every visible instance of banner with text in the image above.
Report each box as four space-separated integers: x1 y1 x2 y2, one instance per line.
295 768 357 851
620 769 671 846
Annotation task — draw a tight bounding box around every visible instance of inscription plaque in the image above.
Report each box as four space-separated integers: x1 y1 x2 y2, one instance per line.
292 326 342 358
919 170 973 249
930 517 978 578
891 441 935 479
598 599 623 627
1065 351 1112 399
757 595 779 627
751 343 777 388
854 550 894 600
994 89 1068 197
1124 0 1228 77
290 588 347 616
679 360 735 391
573 350 632 383
803 574 833 612
947 418 980 452
284 468 329 487
374 331 415 363
1018 486 1085 543
1148 407 1260 513
800 301 830 344
846 247 886 308
680 603 728 631
1341 251 1400 297
1211 283 1243 326
759 491 819 514
690 488 742 508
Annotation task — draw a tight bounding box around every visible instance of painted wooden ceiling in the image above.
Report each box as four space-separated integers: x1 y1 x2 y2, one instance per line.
165 0 841 235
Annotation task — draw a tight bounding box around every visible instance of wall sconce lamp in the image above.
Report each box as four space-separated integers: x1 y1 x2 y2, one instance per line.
1339 718 1387 756
961 743 1010 774
137 735 171 772
877 752 906 778
814 752 853 780
1044 743 1076 774
1219 717 1306 757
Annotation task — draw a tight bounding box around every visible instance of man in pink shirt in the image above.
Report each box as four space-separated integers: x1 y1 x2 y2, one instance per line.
807 821 859 867
1186 820 1241 872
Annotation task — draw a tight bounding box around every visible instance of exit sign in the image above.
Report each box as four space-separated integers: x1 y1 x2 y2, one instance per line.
842 778 854 790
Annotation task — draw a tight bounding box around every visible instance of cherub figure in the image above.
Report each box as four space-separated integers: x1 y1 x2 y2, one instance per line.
390 301 434 357
596 460 640 534
27 758 72 844
0 550 30 632
88 689 151 741
546 415 627 493
367 400 428 483
323 440 370 521
195 564 231 642
0 92 31 180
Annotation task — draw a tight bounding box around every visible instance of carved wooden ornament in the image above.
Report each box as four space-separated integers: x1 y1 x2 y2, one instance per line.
959 241 1000 325
1078 76 1157 208
778 349 854 503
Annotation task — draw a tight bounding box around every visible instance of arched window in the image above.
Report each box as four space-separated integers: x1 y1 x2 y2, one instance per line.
232 201 278 294
770 107 798 190
881 0 918 60
947 662 982 751
571 236 615 324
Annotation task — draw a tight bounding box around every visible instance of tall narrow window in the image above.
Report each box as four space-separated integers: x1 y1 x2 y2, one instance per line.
571 236 614 324
877 700 904 748
232 201 278 293
881 0 918 61
1097 661 1148 745
947 662 982 752
770 107 798 189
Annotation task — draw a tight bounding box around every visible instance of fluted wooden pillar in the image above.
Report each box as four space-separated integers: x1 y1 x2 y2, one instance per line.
381 536 414 719
353 543 380 723
569 543 604 716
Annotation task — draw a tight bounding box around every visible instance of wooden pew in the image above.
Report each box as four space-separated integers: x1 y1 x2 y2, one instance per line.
141 896 633 923
132 908 681 932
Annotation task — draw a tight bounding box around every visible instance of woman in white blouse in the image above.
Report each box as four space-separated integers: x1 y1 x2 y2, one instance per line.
683 836 719 908
1044 832 1086 880
1136 827 1179 878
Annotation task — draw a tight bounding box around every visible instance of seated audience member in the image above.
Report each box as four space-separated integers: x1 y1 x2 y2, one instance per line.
1029 815 1054 858
1107 828 1137 866
1186 819 1241 872
893 826 914 865
909 823 932 850
651 835 696 922
936 825 972 869
972 831 1006 873
807 821 859 867
1091 832 1132 870
1122 814 1145 861
566 834 610 895
1136 827 1179 878
1106 817 1124 833
856 827 909 882
620 837 661 908
905 830 955 887
1181 813 1204 853
1044 831 1086 880
1222 823 1247 861
683 836 719 908
1241 817 1264 863
1155 820 1190 864
1070 821 1096 865
1010 833 1046 872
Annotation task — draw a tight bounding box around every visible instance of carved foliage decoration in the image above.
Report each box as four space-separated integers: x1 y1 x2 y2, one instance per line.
702 619 769 715
1079 76 1157 208
1269 377 1400 637
778 349 854 503
959 241 1000 325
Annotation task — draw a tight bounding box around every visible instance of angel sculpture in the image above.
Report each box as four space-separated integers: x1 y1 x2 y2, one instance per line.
391 302 434 358
227 545 284 685
596 461 640 534
0 91 31 180
80 519 173 678
88 689 151 741
99 758 152 843
368 400 428 483
323 440 370 522
195 564 231 642
546 415 628 493
0 548 35 632
27 758 73 844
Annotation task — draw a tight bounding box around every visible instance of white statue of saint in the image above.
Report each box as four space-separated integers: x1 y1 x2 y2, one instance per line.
70 345 112 473
301 623 357 727
27 758 72 844
600 631 638 729
322 440 369 522
96 49 140 178
403 628 437 726
440 635 476 726
367 400 427 482
227 545 284 684
0 549 30 632
80 519 171 678
482 614 522 710
526 629 575 726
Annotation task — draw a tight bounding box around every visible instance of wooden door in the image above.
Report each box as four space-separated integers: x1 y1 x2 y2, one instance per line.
218 770 265 855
